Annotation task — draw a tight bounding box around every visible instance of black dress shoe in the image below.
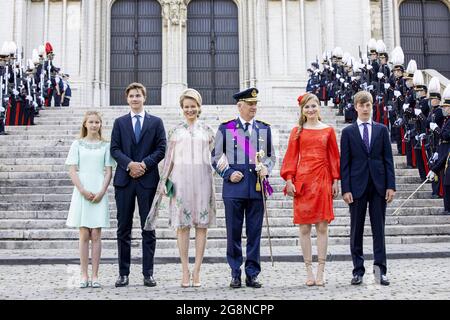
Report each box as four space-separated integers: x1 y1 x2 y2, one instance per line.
351 274 363 285
380 275 390 286
229 277 241 288
245 276 262 288
115 275 129 287
143 276 157 287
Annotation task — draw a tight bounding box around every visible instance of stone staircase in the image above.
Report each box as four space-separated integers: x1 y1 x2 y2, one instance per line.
1 104 449 251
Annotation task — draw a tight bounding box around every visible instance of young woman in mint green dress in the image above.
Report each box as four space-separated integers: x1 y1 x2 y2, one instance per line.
66 111 115 288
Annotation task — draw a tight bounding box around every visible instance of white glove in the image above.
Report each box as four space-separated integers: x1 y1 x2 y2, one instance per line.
47 80 52 85
432 152 439 161
336 74 341 79
426 171 436 182
384 83 390 90
415 134 420 141
0 106 5 112
367 85 374 91
344 82 349 88
26 95 33 101
329 67 334 72
256 163 268 177
351 76 356 81
377 72 384 79
55 77 60 83
403 103 409 111
414 108 421 116
394 90 401 97
430 122 438 131
12 89 19 95
387 105 393 111
340 78 345 83
32 101 38 108
366 65 373 70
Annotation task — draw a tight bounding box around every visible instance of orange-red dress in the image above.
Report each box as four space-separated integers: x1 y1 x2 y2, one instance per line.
280 127 340 224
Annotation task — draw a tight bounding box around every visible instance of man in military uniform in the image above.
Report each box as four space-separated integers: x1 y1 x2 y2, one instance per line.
61 74 71 107
427 85 450 213
211 88 276 289
0 43 9 135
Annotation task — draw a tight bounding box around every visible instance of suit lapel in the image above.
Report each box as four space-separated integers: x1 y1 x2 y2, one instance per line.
370 122 380 154
140 112 152 141
126 113 137 145
353 123 368 154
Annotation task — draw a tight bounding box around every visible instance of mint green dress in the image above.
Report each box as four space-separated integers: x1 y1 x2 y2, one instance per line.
65 140 115 228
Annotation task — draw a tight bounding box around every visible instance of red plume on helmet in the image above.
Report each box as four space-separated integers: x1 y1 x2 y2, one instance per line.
45 42 53 54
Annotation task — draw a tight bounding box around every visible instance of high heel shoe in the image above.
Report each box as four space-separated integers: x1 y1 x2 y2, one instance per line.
192 272 201 287
305 262 315 286
181 271 191 288
316 259 325 286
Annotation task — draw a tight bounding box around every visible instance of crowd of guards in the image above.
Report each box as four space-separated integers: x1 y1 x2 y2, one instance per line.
0 41 71 135
306 39 450 207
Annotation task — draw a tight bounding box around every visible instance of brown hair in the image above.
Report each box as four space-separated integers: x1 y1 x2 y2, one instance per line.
295 93 321 139
353 90 373 106
179 88 203 118
125 82 147 98
79 111 105 141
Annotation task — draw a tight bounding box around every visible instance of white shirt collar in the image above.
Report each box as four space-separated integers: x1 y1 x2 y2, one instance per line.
239 116 254 127
357 118 372 126
130 109 146 119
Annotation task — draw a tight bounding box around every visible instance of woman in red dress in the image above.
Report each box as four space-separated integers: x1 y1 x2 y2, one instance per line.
280 93 340 286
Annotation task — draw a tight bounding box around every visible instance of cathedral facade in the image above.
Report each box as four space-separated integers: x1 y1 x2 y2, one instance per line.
1 0 449 107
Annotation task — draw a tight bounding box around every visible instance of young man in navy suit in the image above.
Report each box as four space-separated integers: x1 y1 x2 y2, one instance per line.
340 91 396 286
110 83 166 287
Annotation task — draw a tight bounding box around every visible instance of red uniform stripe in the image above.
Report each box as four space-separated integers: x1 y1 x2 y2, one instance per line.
400 127 406 155
5 99 11 126
421 144 429 174
15 102 21 125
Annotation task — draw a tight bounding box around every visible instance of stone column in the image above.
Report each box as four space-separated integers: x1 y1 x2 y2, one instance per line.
13 0 26 52
62 0 67 70
382 0 395 53
44 0 49 42
321 0 334 52
161 0 187 107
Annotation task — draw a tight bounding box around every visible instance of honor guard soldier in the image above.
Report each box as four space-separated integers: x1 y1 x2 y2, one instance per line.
402 59 418 169
211 87 276 289
61 74 71 107
427 77 444 198
412 70 430 181
427 85 450 213
390 47 406 155
0 42 9 135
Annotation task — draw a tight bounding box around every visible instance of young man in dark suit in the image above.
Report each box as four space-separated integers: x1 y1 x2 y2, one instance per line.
110 83 166 287
340 90 396 286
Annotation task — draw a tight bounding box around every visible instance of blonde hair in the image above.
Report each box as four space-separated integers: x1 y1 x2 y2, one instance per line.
353 90 373 106
79 111 105 140
296 93 321 139
179 88 203 118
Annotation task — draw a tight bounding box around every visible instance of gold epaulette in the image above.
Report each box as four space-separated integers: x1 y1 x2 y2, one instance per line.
221 118 236 124
256 119 271 126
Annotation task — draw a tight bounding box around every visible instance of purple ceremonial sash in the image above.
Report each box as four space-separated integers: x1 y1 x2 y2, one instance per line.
263 179 273 196
225 121 273 197
225 121 256 160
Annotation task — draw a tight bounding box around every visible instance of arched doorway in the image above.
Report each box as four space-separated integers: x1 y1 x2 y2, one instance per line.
110 0 162 105
399 0 450 78
187 0 240 105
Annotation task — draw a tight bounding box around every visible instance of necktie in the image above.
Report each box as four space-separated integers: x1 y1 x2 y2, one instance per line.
134 115 142 143
244 122 250 132
362 123 370 152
